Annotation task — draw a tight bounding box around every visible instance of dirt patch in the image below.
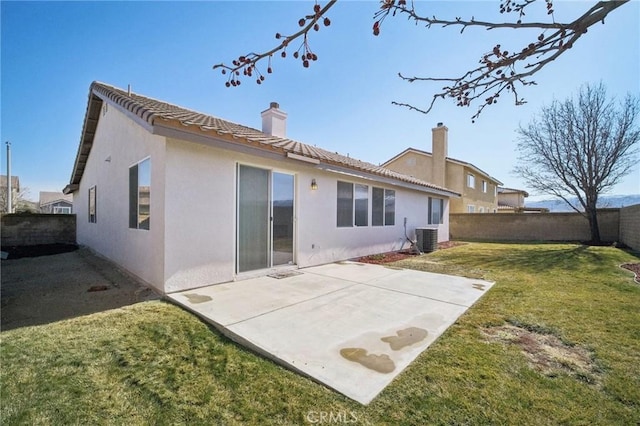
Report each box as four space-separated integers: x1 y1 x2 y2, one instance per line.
482 324 601 386
1 247 160 331
621 263 640 283
357 251 416 264
356 242 467 265
1 244 79 259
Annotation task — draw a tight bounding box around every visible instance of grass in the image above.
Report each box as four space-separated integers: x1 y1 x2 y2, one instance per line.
2 243 639 425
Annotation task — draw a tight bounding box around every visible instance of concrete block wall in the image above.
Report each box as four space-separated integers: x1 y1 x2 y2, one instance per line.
449 209 621 242
619 204 640 251
1 214 76 246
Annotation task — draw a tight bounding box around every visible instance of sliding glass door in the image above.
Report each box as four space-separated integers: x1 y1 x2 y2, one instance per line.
237 165 294 273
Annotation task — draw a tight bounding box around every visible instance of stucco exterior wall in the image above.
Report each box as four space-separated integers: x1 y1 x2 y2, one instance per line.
498 192 525 209
383 151 432 182
620 204 640 251
161 138 450 292
450 210 620 242
384 151 498 214
163 139 237 292
74 105 166 291
459 165 498 213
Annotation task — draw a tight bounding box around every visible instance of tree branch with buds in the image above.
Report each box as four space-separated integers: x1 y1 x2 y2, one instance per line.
213 0 629 120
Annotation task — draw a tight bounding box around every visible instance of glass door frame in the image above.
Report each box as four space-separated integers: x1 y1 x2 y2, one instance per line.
236 163 296 274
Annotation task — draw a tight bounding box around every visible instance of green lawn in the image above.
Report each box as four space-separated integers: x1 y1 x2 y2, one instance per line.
2 243 639 425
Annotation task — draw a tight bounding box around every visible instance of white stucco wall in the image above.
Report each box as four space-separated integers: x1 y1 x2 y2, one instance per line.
162 139 237 292
160 137 449 291
295 173 434 268
74 107 451 293
75 105 166 291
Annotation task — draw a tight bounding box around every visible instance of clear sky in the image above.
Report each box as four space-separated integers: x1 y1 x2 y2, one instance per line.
2 1 639 202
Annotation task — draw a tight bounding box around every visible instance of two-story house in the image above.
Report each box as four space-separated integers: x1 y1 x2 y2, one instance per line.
382 123 503 213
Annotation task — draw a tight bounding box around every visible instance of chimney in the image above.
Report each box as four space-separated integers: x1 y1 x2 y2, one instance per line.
261 102 287 138
431 122 448 187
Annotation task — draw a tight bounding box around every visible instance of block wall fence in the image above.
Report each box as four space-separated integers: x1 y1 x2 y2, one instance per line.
1 214 76 246
450 205 640 251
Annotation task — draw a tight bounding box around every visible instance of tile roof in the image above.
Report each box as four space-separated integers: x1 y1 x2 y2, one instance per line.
39 191 73 206
66 82 459 197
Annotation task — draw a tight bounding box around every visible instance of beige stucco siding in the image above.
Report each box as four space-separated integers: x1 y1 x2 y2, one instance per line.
383 152 432 182
461 166 499 212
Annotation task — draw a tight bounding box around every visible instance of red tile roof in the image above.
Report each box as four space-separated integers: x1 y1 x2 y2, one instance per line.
67 82 460 197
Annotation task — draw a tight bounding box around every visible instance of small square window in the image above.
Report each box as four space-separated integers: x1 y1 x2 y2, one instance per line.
467 174 475 188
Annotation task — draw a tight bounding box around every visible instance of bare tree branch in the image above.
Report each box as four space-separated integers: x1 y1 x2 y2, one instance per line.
514 83 640 243
212 0 338 86
212 0 630 120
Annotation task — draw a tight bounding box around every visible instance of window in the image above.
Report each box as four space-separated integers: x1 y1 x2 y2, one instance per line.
337 181 353 227
88 186 96 223
337 181 374 227
54 206 72 214
428 197 444 225
354 184 369 227
494 185 498 197
372 187 395 226
129 158 150 230
467 205 475 213
384 189 395 226
482 180 487 193
479 207 485 213
467 174 475 188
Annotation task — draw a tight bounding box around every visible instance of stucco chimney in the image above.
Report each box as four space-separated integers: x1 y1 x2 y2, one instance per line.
261 102 287 138
431 122 448 187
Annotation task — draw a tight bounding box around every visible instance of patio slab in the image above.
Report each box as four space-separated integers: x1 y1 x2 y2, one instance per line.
167 261 493 404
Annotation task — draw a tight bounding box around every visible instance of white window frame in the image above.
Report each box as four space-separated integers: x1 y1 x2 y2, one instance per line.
482 180 487 193
88 185 96 223
129 157 151 230
54 206 72 214
467 173 475 188
337 181 370 227
372 187 395 227
428 197 444 225
467 204 475 213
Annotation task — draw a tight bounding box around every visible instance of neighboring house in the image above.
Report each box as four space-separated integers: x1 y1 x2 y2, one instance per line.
497 187 549 213
0 175 20 213
497 187 528 213
64 82 459 294
382 124 503 213
39 191 73 214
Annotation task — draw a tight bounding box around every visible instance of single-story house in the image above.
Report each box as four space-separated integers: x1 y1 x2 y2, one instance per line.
64 82 459 294
39 191 73 214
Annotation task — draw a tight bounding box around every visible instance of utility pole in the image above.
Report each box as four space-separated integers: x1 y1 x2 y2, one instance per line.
6 141 11 214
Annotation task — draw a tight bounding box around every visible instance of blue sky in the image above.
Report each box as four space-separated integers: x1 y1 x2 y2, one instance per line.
2 1 639 202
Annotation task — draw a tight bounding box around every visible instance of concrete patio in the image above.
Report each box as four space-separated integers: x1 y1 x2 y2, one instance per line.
167 261 493 405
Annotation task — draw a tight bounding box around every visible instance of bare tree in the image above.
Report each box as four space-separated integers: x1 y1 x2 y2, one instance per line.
0 186 35 213
514 83 639 244
212 0 630 121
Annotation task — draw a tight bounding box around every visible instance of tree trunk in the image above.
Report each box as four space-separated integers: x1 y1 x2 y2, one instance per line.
586 207 601 244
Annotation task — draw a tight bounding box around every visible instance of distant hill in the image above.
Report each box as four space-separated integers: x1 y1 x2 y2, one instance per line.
526 195 640 212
